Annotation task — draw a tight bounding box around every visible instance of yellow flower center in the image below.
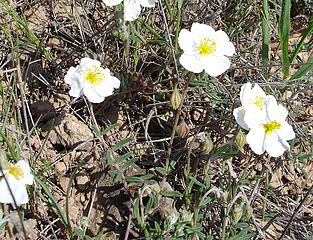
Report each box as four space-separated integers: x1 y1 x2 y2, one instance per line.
252 96 265 110
84 66 105 84
197 38 216 56
263 121 281 134
7 163 24 180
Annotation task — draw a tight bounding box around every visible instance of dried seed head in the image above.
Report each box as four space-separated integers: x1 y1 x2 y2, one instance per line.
235 129 246 151
176 120 190 138
171 86 182 110
201 133 213 154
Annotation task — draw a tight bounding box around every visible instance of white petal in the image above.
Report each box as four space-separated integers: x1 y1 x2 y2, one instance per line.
140 0 156 7
277 122 295 141
103 0 123 6
68 81 83 98
0 170 8 177
83 85 105 103
240 82 252 107
264 95 278 120
202 55 231 77
244 107 266 129
251 83 266 99
246 126 266 155
94 77 120 97
124 0 142 21
12 182 29 206
276 104 289 121
65 72 83 98
0 175 29 206
264 133 288 157
64 66 78 84
233 107 249 130
178 29 195 55
179 54 203 73
79 58 101 70
191 23 215 41
214 30 235 56
107 75 121 89
0 178 15 204
16 160 33 185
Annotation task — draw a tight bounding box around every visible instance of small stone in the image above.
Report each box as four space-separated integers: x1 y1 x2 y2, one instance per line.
43 113 94 150
47 37 61 47
76 175 90 191
59 177 70 192
55 161 67 173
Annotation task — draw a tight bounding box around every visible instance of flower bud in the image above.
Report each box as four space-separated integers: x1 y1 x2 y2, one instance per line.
235 129 246 151
176 120 190 138
201 133 213 153
171 86 182 110
233 202 244 224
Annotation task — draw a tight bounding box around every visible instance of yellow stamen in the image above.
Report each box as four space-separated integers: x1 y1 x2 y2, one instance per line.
252 96 265 110
84 66 105 84
7 163 24 180
263 121 281 134
197 38 216 56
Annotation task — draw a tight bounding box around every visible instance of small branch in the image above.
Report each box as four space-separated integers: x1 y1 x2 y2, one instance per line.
124 205 133 240
164 73 193 175
278 183 313 240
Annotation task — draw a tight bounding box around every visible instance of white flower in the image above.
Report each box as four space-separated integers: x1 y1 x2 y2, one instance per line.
103 0 156 21
245 96 295 157
64 57 120 103
0 160 33 207
178 23 235 76
233 82 269 130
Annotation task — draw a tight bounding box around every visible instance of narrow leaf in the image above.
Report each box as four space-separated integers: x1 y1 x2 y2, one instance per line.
290 20 313 64
261 0 270 79
112 137 133 151
279 0 291 78
290 54 313 79
94 123 118 137
34 176 69 231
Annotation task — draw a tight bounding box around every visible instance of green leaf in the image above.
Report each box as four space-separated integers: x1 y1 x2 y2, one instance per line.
122 157 138 170
155 167 168 176
261 0 270 79
162 190 183 198
112 137 133 151
279 0 291 78
34 176 70 233
126 174 154 183
74 227 85 238
133 198 144 228
290 54 313 79
290 20 313 64
94 123 118 137
113 152 134 164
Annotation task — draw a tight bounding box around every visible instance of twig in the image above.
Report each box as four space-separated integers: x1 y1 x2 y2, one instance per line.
164 73 193 174
124 204 133 240
278 183 313 240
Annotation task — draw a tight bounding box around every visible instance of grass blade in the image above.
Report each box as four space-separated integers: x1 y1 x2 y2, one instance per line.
290 20 313 64
261 0 270 79
290 53 313 79
279 0 291 78
34 176 70 232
